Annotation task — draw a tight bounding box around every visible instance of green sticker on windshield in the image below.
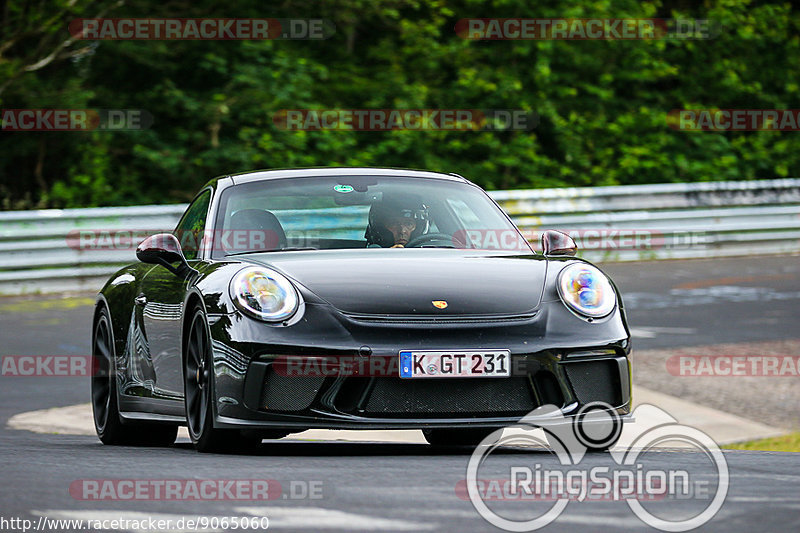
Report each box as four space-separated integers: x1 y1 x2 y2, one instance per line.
334 184 354 193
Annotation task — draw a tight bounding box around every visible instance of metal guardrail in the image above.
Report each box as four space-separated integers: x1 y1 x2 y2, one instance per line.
0 179 798 295
501 178 800 262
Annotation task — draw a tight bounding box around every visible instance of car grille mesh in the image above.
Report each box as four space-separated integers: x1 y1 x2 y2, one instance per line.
260 370 325 411
562 360 619 406
343 313 536 325
363 377 536 415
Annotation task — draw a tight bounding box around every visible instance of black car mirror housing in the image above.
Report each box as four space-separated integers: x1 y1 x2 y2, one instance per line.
136 233 197 278
542 230 578 256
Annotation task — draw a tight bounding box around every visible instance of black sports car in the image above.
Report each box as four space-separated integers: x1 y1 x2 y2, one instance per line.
92 168 632 452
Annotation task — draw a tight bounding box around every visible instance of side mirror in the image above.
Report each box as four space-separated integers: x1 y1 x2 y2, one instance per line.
542 230 577 256
136 233 196 277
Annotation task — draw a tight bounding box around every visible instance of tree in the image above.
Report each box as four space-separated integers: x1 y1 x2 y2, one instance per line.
1 0 799 209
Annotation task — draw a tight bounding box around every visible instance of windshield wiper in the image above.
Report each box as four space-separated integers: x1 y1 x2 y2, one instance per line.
225 247 318 256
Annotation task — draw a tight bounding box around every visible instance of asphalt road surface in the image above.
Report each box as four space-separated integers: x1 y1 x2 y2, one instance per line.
603 255 800 350
0 255 798 532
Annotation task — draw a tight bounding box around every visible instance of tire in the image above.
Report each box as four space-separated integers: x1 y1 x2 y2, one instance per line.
91 306 178 446
423 428 499 446
183 306 262 453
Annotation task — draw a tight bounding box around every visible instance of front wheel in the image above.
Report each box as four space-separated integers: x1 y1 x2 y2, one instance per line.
183 306 261 453
91 307 177 446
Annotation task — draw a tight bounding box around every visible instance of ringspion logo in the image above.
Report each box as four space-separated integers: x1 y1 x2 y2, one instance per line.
466 403 728 531
456 478 669 502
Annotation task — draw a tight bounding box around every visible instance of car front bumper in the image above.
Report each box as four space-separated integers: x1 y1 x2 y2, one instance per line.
208 300 633 431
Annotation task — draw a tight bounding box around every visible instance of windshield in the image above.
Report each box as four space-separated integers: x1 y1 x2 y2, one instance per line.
210 175 530 257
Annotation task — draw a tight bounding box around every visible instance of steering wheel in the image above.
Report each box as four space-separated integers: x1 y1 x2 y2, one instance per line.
404 232 459 248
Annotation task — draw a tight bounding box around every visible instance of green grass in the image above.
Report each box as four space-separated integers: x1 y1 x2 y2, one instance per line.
0 296 95 313
726 433 800 452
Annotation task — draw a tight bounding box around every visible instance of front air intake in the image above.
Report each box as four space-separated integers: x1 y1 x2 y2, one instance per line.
259 368 325 412
363 377 536 416
562 359 620 406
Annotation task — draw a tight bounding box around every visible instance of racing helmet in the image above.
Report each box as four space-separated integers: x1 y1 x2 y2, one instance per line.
365 195 430 247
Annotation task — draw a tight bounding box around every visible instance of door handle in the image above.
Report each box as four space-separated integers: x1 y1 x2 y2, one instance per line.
135 295 147 306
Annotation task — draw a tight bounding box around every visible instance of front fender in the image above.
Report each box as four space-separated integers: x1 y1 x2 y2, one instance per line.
97 264 147 358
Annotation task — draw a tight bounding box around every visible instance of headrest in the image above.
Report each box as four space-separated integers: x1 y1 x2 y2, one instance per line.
228 209 287 251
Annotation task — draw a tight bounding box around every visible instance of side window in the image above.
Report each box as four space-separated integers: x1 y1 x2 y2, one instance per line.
174 190 211 261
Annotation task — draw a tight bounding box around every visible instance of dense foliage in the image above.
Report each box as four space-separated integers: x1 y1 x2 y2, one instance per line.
1 0 798 208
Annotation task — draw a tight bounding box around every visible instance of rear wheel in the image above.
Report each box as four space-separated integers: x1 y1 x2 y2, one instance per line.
423 428 499 446
184 306 261 453
91 307 178 446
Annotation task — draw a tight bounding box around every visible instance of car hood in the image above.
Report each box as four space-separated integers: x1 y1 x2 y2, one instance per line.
238 249 547 317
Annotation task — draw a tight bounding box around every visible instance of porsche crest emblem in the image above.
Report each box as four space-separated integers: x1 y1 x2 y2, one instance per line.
431 300 448 309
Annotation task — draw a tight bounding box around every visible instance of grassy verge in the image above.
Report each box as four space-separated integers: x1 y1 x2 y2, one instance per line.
0 295 95 313
726 432 800 452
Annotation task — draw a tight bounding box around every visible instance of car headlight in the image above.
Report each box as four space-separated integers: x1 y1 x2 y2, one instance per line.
557 263 616 318
230 267 299 322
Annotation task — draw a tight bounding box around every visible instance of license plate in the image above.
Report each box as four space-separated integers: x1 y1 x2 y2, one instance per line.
399 350 511 378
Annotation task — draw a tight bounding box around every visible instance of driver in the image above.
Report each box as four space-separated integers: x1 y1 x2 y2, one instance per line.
365 196 429 248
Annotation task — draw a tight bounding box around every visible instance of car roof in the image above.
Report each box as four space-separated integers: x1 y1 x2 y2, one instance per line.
227 167 468 185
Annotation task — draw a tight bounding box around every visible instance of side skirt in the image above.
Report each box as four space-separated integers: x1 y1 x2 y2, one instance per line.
119 395 185 422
